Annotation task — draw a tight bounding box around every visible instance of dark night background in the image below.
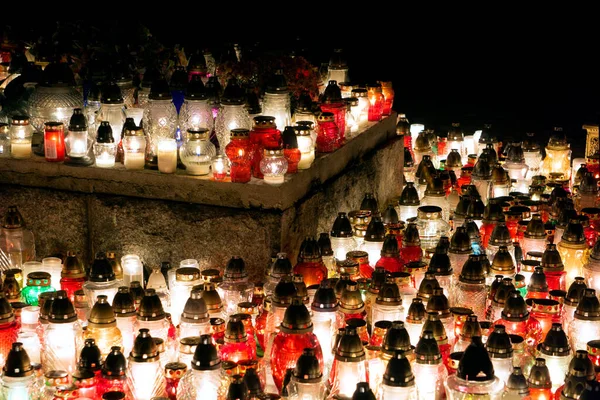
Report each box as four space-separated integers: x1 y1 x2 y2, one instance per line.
3 13 599 157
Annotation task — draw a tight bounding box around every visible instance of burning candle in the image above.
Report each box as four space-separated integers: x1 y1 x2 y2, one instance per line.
158 138 177 174
44 122 66 162
211 155 227 181
123 126 146 170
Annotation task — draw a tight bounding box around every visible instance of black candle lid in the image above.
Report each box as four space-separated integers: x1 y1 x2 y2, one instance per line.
112 287 136 317
136 289 166 321
3 342 33 377
506 367 530 395
382 205 399 225
489 223 512 246
501 291 529 321
270 252 293 279
460 315 481 339
425 288 450 318
415 330 441 364
575 289 600 321
376 280 402 306
280 297 313 334
45 290 75 326
243 367 263 396
102 346 127 378
149 78 172 100
339 282 365 313
335 326 366 362
458 336 495 381
380 234 400 257
225 315 248 342
399 182 420 206
538 323 571 357
486 325 513 358
417 273 441 300
272 275 298 307
422 312 448 343
96 121 115 143
528 358 552 389
311 280 339 312
459 255 486 284
224 256 247 280
564 277 588 307
293 348 322 383
351 382 376 400
382 321 413 354
383 351 415 387
406 298 426 323
360 193 379 214
181 288 209 323
449 227 472 254
365 216 386 242
130 329 159 362
527 267 549 293
317 233 334 257
79 338 102 372
402 223 421 246
226 374 248 400
191 334 221 371
89 252 116 282
493 278 516 306
570 350 596 381
185 75 207 100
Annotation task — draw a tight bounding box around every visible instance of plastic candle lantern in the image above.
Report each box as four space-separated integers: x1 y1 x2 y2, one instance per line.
540 244 567 293
362 216 386 268
264 253 293 297
249 116 281 179
21 272 52 307
568 289 600 351
486 223 515 271
327 326 367 400
262 70 292 131
83 253 121 308
60 251 86 302
330 213 356 262
537 323 571 392
294 237 328 287
417 272 442 309
490 245 516 284
526 267 550 300
452 255 487 320
557 219 589 288
179 76 213 133
491 164 511 198
412 330 448 400
503 367 530 399
414 206 451 250
471 156 493 205
127 329 166 400
527 358 553 400
134 288 172 347
170 268 202 327
562 278 587 328
178 288 210 340
9 115 33 159
2 271 20 303
381 321 414 366
401 298 425 347
379 81 395 117
43 290 80 373
112 287 136 358
259 148 288 185
146 267 170 313
375 234 405 273
494 290 543 352
121 125 146 170
425 289 455 346
380 350 417 400
202 282 226 321
453 314 482 352
427 240 454 298
92 121 118 169
445 336 504 400
217 256 254 317
448 227 472 277
106 252 123 281
285 348 325 400
351 89 369 125
484 325 514 385
177 334 222 400
83 295 123 358
43 121 65 162
445 148 463 179
321 80 347 142
142 79 177 168
486 277 515 321
270 298 323 392
0 343 36 399
218 315 256 365
95 82 127 142
397 182 421 223
541 128 572 181
414 133 436 175
371 280 404 327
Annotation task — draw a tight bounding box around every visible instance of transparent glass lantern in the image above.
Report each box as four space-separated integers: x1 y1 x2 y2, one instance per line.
27 63 82 132
142 79 178 168
414 206 451 250
122 126 147 170
180 128 216 176
96 82 127 139
65 108 93 165
179 76 214 133
260 149 288 185
9 116 33 159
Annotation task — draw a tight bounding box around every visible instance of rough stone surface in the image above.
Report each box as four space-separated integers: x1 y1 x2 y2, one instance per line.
281 136 404 262
88 195 280 282
0 186 89 261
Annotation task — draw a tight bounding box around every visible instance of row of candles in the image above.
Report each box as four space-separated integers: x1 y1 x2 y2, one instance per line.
2 171 600 400
0 60 396 185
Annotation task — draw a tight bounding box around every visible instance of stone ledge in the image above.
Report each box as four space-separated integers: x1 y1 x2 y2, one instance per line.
0 114 397 210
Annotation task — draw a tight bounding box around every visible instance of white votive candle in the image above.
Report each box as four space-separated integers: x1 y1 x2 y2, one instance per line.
124 152 146 170
264 175 285 185
158 138 177 174
96 152 115 168
10 140 32 159
298 151 315 170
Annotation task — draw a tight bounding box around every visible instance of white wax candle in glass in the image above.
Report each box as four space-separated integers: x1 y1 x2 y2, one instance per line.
157 138 177 174
123 128 147 170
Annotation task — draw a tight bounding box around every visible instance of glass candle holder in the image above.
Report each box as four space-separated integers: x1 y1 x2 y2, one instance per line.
127 329 166 400
179 79 214 133
367 84 385 122
260 149 288 185
157 138 178 174
93 142 116 168
315 112 340 153
122 126 146 170
414 206 451 250
120 254 143 288
142 81 178 168
294 125 315 170
211 155 228 181
224 128 253 182
43 121 65 162
179 128 216 176
21 272 54 306
9 116 33 159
